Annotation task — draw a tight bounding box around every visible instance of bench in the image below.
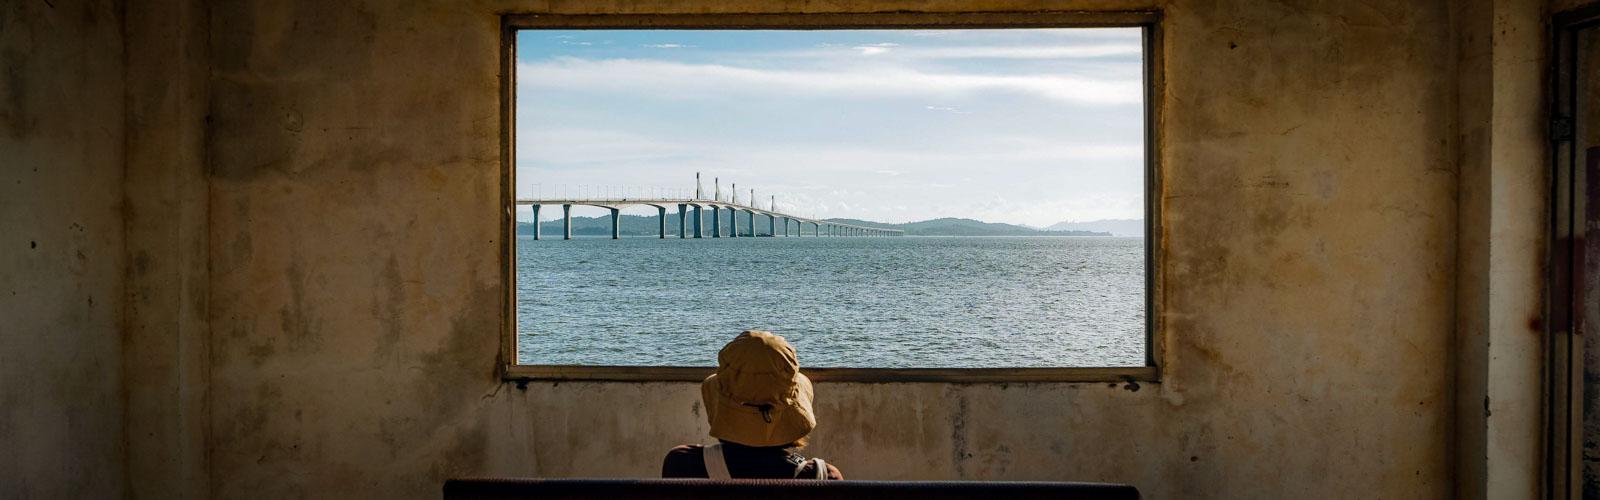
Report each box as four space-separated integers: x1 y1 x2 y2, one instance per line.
443 478 1140 499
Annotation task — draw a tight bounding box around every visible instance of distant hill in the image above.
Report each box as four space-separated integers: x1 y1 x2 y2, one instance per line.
514 214 1113 237
1044 219 1144 237
823 217 1108 237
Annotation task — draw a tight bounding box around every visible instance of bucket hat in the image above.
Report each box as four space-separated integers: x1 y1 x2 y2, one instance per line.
701 331 816 447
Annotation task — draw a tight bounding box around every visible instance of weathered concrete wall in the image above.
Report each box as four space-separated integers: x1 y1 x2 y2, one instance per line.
1454 0 1550 497
201 0 1464 498
123 0 213 498
0 0 128 498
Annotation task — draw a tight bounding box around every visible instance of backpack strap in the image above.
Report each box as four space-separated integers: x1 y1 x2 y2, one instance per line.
702 444 732 480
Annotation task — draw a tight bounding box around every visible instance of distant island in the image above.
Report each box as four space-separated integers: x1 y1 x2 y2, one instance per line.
1042 218 1144 237
516 215 1130 237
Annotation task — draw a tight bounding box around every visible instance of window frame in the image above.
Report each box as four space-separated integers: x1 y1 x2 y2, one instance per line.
499 10 1164 384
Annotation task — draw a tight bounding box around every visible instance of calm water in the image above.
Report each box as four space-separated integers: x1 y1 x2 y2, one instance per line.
516 236 1145 368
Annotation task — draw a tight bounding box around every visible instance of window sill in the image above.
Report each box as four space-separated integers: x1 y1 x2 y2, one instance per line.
502 364 1157 384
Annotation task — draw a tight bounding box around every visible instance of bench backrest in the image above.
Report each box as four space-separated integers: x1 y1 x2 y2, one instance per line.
443 478 1140 499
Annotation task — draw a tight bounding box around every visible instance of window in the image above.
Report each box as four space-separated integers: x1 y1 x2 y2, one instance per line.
500 12 1162 382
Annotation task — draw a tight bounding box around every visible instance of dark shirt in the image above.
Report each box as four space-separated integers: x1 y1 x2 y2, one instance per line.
661 442 844 480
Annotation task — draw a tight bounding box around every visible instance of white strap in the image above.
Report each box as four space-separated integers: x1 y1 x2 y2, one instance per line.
813 458 828 480
703 444 732 480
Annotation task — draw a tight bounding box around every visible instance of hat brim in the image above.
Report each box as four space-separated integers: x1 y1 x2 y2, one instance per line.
702 373 815 447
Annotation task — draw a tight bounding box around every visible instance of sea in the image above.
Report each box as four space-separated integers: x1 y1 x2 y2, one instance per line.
515 236 1146 368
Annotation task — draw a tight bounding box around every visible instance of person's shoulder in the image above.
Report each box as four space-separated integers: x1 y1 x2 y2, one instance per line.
666 444 703 457
798 460 844 480
661 444 707 478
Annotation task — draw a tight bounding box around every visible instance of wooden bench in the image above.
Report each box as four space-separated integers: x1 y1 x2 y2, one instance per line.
444 478 1140 499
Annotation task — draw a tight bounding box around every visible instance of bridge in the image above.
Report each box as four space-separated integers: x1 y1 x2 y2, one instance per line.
517 174 904 240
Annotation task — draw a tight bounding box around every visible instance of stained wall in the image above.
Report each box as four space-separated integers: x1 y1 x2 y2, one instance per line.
1454 0 1552 497
0 0 128 498
194 1 1476 498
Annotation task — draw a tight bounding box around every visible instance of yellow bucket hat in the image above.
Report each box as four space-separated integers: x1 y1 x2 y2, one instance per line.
701 331 816 447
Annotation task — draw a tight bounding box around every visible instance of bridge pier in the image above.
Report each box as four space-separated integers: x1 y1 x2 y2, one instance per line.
678 205 687 238
531 204 541 240
609 208 621 240
657 206 667 238
712 206 721 237
562 204 573 240
730 207 739 238
693 205 703 238
768 214 776 237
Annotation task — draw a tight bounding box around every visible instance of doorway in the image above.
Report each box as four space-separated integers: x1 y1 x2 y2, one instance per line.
1549 6 1600 498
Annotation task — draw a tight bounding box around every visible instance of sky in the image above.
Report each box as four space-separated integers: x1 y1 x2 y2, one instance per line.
515 28 1145 227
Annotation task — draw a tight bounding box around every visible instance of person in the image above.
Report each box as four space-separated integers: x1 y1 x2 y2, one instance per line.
662 331 844 480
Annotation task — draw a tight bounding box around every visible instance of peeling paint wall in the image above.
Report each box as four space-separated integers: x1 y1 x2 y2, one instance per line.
196 1 1474 498
0 0 127 498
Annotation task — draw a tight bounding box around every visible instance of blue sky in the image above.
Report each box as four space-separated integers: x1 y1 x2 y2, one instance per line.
515 28 1144 227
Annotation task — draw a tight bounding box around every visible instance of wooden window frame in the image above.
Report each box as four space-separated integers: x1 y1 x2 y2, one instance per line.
498 11 1164 384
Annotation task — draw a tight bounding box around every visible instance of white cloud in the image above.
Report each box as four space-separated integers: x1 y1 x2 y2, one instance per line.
642 43 695 49
854 43 899 55
800 43 1141 60
517 58 1141 106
